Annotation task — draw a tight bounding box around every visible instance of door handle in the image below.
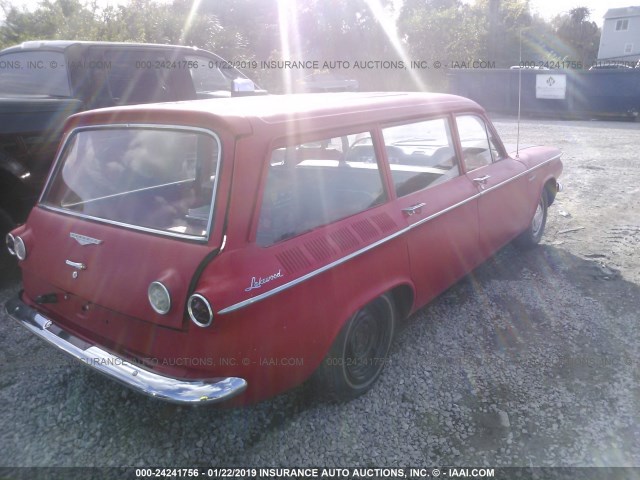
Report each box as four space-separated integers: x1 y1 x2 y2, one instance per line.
473 175 490 190
402 203 426 216
65 260 86 270
472 175 491 184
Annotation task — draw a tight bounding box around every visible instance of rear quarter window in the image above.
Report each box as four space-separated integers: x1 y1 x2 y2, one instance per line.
257 132 386 246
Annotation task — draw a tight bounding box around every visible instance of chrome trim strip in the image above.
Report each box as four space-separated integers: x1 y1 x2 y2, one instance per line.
5 297 247 404
476 154 561 197
220 234 227 254
40 205 211 242
6 233 16 256
218 153 561 315
14 235 27 261
38 124 222 243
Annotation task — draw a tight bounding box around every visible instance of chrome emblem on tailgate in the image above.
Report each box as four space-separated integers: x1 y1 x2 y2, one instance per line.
70 233 103 246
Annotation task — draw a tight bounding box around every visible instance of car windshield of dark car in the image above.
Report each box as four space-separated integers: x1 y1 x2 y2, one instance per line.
41 127 221 240
0 51 70 96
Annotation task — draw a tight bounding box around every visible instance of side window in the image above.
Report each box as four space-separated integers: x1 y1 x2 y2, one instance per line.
104 51 163 103
186 55 236 95
0 51 70 97
381 118 459 197
257 132 386 246
456 115 495 171
102 50 196 104
488 132 503 162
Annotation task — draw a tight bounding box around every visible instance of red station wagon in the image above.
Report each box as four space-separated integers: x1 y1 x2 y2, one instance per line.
5 92 562 405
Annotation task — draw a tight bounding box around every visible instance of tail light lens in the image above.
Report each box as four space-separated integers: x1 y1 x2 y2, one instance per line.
6 234 26 260
148 281 171 315
188 294 213 327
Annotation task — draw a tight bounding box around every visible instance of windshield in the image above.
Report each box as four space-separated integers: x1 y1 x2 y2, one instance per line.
0 51 70 96
41 127 221 240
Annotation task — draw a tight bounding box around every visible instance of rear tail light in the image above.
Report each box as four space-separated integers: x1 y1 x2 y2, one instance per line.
6 233 15 256
148 281 171 315
6 234 26 260
188 294 213 327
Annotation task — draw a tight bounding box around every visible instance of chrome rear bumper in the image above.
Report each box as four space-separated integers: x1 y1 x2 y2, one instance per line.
5 296 247 404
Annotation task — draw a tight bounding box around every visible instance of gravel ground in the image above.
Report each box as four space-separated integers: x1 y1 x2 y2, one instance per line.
0 118 638 470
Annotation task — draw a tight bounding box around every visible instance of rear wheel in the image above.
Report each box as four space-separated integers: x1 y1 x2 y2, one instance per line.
514 190 548 249
313 294 395 402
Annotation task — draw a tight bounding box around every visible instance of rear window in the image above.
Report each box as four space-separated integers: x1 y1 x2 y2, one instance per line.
41 127 221 240
0 51 70 96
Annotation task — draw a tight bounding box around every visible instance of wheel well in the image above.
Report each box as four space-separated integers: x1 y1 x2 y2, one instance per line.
544 179 558 206
0 169 33 223
389 284 414 322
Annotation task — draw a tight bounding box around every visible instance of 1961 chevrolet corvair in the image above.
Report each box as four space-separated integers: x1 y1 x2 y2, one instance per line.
5 92 562 405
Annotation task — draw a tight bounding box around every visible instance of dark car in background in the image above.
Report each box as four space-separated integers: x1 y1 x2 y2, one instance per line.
296 72 359 93
0 40 264 257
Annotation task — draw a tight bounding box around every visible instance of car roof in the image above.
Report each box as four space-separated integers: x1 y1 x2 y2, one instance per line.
0 40 203 55
66 92 483 136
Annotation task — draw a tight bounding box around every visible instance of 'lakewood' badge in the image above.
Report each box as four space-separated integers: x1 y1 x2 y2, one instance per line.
245 270 284 292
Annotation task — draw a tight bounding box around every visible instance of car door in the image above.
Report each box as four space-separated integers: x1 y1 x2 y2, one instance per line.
455 114 530 257
381 117 481 307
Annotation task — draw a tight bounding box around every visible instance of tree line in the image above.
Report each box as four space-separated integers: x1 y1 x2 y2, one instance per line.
0 0 601 91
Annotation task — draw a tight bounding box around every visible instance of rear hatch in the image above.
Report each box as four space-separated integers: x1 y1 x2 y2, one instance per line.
26 125 223 330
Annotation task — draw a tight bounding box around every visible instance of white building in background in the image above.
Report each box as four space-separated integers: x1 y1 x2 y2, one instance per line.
597 6 640 61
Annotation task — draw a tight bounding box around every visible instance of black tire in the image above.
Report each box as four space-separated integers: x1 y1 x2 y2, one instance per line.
514 190 548 249
312 294 395 402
